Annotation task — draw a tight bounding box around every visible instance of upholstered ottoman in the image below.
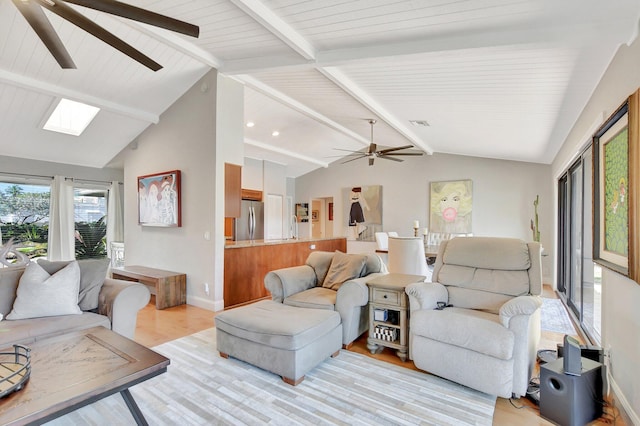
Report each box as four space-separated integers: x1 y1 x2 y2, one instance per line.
215 300 342 385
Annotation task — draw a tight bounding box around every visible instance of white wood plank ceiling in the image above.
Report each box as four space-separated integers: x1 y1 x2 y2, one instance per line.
0 0 639 176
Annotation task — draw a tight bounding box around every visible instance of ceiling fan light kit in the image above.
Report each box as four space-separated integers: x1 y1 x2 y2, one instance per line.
12 0 200 71
339 119 423 166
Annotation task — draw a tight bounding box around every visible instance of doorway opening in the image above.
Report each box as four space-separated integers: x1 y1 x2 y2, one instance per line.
311 197 334 239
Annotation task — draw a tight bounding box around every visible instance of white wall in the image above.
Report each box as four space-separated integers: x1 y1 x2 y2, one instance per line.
295 152 553 280
123 69 222 311
551 39 640 423
242 157 263 190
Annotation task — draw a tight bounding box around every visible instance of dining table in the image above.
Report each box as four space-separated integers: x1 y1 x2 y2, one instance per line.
376 244 440 259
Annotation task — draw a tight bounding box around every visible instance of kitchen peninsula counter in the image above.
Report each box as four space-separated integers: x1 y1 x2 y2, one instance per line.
225 237 346 248
224 237 346 308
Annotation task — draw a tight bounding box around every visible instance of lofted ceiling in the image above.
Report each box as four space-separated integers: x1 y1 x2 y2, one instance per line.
1 0 639 177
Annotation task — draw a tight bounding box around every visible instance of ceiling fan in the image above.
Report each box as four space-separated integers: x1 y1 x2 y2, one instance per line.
337 119 423 166
12 0 200 71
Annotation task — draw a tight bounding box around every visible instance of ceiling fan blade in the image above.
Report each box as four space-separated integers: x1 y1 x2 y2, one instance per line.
378 156 404 162
376 145 416 155
379 152 423 156
325 153 364 158
369 157 374 166
341 155 368 164
63 0 199 38
36 0 163 71
12 0 76 68
333 148 366 154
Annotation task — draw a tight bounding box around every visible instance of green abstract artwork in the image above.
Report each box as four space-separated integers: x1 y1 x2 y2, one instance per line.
603 128 628 256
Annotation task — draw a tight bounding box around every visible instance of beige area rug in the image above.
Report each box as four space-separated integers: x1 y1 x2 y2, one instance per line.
46 328 496 425
541 298 577 335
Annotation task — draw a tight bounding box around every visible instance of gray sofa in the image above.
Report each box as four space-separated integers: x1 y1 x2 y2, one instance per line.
0 259 150 347
264 250 387 347
406 237 542 398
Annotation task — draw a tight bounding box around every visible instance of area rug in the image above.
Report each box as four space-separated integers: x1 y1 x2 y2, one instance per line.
541 298 577 335
46 328 496 426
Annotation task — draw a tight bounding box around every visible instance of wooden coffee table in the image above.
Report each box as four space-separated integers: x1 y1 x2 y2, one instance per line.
0 327 169 425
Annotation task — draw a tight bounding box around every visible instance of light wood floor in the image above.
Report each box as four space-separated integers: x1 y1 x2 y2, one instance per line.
133 289 626 426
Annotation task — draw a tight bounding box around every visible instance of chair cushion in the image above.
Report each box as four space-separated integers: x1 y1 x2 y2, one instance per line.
38 258 109 311
0 267 24 317
438 265 530 298
305 251 336 284
322 251 367 290
442 237 531 270
410 308 514 360
362 252 385 276
214 300 341 351
6 261 82 320
284 287 336 310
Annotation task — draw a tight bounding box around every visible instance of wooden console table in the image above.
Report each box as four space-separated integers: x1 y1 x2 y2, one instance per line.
111 265 186 310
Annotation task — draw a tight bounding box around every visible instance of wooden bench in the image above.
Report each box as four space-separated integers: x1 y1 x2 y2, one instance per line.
111 265 186 310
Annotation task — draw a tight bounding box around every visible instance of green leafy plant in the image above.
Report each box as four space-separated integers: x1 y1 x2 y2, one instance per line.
75 216 107 259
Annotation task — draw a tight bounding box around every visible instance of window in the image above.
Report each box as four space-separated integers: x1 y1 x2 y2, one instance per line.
1 179 112 263
74 187 108 259
0 181 51 262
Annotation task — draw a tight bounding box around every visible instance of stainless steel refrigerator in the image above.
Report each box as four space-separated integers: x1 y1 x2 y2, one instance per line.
234 200 264 241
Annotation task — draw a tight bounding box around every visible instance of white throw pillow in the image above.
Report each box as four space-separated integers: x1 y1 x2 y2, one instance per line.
6 261 82 320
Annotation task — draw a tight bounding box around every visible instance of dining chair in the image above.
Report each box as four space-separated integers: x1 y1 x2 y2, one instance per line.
374 232 389 251
387 236 429 278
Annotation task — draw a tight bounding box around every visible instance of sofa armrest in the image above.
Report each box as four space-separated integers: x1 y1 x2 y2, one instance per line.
335 272 383 346
98 278 150 339
336 273 382 310
499 295 543 328
405 282 448 312
264 265 317 303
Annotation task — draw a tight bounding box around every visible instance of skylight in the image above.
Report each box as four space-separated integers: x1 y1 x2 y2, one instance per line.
43 98 100 136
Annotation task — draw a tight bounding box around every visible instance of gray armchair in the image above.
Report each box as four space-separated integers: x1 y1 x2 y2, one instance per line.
405 237 542 398
264 251 387 347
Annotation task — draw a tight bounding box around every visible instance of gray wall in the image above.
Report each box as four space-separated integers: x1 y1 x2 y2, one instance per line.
123 69 221 310
552 37 640 423
295 152 553 281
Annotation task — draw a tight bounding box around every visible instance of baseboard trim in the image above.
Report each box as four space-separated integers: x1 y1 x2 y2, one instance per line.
186 295 223 312
608 372 639 425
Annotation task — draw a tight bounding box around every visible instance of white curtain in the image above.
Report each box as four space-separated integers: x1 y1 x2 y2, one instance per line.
106 181 124 258
48 176 75 261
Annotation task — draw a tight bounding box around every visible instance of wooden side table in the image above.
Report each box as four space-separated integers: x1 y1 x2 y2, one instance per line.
366 273 425 361
111 265 186 310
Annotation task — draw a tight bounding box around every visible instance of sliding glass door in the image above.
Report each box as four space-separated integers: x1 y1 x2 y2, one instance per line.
557 145 601 344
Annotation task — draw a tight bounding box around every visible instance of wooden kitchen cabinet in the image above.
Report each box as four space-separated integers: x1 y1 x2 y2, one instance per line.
225 163 241 218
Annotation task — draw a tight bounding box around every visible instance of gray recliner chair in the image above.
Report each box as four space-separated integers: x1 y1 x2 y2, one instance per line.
264 250 387 347
406 236 542 398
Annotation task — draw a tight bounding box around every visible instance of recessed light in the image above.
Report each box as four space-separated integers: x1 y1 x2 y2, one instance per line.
43 98 100 136
409 120 429 127
246 121 255 127
272 131 279 136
